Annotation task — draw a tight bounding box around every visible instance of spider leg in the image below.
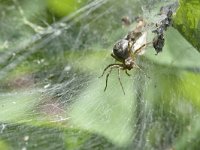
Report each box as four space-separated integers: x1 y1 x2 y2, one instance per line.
125 70 131 76
118 68 126 95
104 65 122 91
133 41 152 55
104 68 113 91
127 40 134 54
99 64 122 78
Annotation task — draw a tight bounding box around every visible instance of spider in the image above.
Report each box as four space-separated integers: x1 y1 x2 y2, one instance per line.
99 20 151 94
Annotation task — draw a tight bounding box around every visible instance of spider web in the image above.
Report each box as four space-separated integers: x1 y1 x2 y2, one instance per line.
0 0 200 150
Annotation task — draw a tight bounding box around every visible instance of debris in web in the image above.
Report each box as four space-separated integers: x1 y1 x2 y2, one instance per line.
152 7 174 55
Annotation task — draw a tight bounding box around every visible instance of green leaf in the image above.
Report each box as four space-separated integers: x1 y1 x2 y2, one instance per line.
175 119 200 150
178 71 200 110
46 0 86 17
0 140 10 150
174 0 200 52
0 90 40 122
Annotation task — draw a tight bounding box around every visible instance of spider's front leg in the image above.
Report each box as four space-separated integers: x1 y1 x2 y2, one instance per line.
125 70 131 76
99 64 121 78
103 65 123 92
104 65 126 95
104 67 113 91
99 64 123 92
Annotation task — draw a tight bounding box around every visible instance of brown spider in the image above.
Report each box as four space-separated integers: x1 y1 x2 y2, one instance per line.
99 20 151 94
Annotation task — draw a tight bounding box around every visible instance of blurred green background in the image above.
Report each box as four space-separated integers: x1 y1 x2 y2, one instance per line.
0 0 200 149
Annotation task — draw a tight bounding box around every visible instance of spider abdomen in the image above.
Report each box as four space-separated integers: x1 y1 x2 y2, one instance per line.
112 39 129 60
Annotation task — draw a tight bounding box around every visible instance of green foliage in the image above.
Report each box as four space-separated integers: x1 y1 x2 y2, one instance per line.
174 0 200 51
46 0 86 17
0 91 40 122
0 124 120 150
179 72 200 109
0 140 10 150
